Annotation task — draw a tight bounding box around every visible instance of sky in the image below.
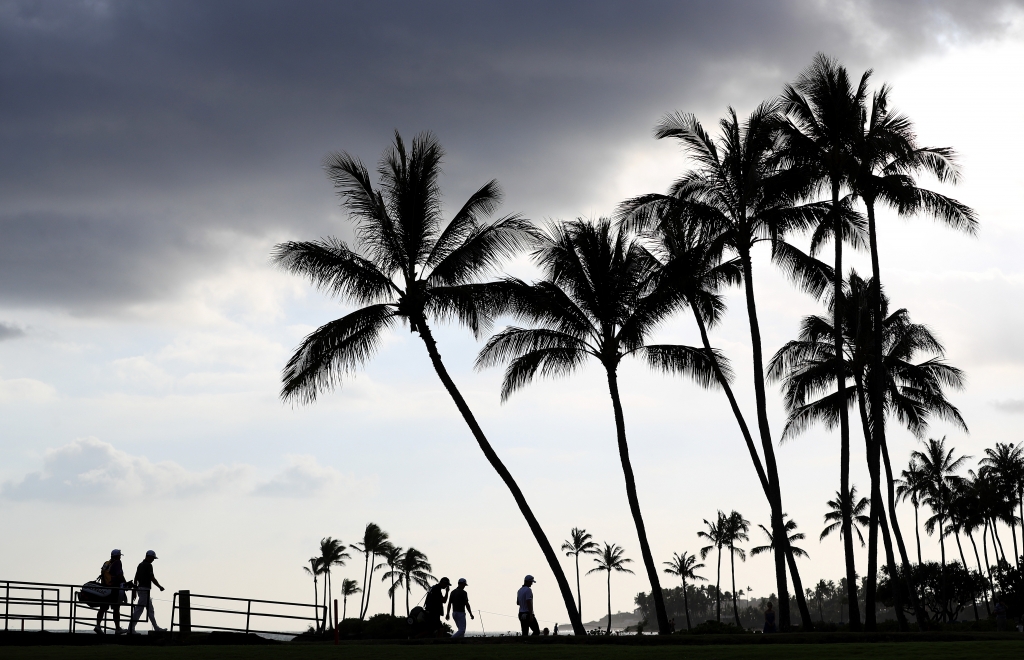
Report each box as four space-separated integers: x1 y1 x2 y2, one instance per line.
2 0 1024 633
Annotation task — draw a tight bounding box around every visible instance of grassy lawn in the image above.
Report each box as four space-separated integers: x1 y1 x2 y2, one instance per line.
3 642 1024 660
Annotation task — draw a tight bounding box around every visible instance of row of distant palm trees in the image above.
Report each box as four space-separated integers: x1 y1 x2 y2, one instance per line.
273 51 976 634
302 523 436 632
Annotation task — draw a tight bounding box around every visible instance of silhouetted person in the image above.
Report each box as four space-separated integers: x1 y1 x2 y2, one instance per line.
424 577 450 636
995 598 1007 631
763 601 777 633
128 550 165 633
446 578 474 639
95 549 125 634
517 575 540 637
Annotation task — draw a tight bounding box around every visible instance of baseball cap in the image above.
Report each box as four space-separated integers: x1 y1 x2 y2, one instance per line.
439 576 451 585
146 550 158 559
111 549 122 557
524 574 535 582
458 578 468 585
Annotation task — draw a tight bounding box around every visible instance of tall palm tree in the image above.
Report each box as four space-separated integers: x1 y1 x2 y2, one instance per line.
272 132 585 634
385 547 435 616
340 579 361 620
477 219 718 634
698 512 729 623
302 557 323 629
377 544 404 616
662 551 706 630
896 459 928 564
980 443 1024 568
780 53 868 630
316 538 350 631
724 511 750 628
351 525 389 620
561 528 600 619
651 102 828 629
587 543 634 634
821 486 870 546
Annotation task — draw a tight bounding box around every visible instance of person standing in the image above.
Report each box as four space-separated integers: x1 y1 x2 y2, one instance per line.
128 550 165 634
445 578 474 639
516 575 540 637
763 601 777 633
95 549 126 634
424 577 450 637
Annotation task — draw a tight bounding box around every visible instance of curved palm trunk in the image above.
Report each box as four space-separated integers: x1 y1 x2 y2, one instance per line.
991 520 1007 562
604 367 671 634
715 545 722 622
358 555 370 621
914 504 922 564
967 531 991 616
730 546 741 628
954 531 979 621
866 199 928 629
415 320 586 635
405 578 411 617
606 571 612 634
982 522 995 591
575 554 582 618
362 558 377 619
682 578 692 630
737 248 810 629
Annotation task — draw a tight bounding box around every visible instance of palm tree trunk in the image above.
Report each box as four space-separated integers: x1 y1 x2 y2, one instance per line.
737 248 796 629
414 319 586 635
716 545 722 622
575 554 582 618
730 546 741 628
390 573 395 616
606 571 612 635
343 594 347 621
362 557 376 619
967 531 991 616
406 579 411 617
991 519 1007 563
983 521 995 584
682 578 691 630
324 569 331 630
856 380 879 631
914 505 922 564
603 366 671 634
938 518 948 622
359 554 370 621
954 531 978 621
312 577 319 631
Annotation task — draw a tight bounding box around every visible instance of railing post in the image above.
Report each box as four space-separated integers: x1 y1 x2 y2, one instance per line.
178 590 191 638
40 589 44 631
246 599 251 635
334 600 339 645
4 581 8 631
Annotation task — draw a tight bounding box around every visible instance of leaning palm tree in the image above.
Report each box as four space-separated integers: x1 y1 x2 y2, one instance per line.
272 132 585 634
561 528 600 619
351 525 389 620
649 102 828 630
821 486 870 546
662 551 705 630
377 544 404 616
302 557 323 629
340 579 361 620
477 218 718 634
724 511 750 628
587 543 635 634
316 538 350 631
698 512 729 623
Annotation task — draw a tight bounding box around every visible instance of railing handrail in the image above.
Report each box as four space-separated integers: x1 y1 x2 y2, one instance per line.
2 579 154 591
184 593 318 609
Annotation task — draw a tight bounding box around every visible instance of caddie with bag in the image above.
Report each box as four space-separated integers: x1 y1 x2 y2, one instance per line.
93 549 127 634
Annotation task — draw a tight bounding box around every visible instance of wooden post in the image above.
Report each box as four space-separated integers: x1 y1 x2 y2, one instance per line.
334 600 339 645
178 591 191 638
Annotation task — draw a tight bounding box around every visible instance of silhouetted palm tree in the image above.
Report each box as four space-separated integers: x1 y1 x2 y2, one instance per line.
896 459 928 564
303 557 323 629
352 524 389 620
272 132 585 634
587 543 634 634
751 517 809 560
340 579 361 620
652 102 827 629
317 538 350 631
698 512 729 623
724 511 750 628
821 486 870 546
477 219 717 634
561 528 599 619
980 443 1024 568
377 544 404 616
663 551 705 630
385 547 435 616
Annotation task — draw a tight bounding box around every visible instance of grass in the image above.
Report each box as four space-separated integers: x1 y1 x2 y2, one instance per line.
3 641 1024 660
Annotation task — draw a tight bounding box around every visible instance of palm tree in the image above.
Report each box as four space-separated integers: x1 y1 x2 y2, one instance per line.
780 53 868 631
271 132 585 634
377 544 404 616
561 528 599 619
351 524 389 620
477 219 718 634
651 102 827 629
385 547 435 616
316 538 350 631
698 512 729 623
751 518 809 561
980 443 1024 568
662 551 706 630
587 543 635 634
340 579 361 620
302 557 323 629
896 459 928 564
821 486 870 546
724 511 750 628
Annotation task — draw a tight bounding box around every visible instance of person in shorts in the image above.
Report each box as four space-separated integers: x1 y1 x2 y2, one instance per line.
516 575 540 637
445 578 474 638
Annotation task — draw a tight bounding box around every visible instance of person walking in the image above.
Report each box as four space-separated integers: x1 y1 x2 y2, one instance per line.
128 550 165 634
424 577 450 637
517 575 540 637
446 578 474 639
95 549 126 634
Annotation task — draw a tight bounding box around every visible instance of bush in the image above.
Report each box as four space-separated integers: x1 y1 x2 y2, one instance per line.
678 620 748 635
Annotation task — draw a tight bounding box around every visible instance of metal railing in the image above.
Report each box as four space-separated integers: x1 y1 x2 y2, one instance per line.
1 579 155 634
169 590 323 636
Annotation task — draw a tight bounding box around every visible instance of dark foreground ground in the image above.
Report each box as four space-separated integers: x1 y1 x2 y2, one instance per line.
3 632 1024 660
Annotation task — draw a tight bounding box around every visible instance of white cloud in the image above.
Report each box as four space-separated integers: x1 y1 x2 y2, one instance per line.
253 454 368 498
993 399 1024 413
0 377 57 403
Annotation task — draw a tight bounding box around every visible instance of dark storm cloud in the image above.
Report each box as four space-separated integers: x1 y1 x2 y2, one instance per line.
1 0 1020 311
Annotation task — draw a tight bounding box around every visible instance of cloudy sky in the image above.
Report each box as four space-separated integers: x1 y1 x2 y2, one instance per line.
2 0 1023 632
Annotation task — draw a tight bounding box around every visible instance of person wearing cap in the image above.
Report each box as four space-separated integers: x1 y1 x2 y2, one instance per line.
128 550 165 634
95 549 126 634
424 576 450 636
516 575 540 637
445 578 474 639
